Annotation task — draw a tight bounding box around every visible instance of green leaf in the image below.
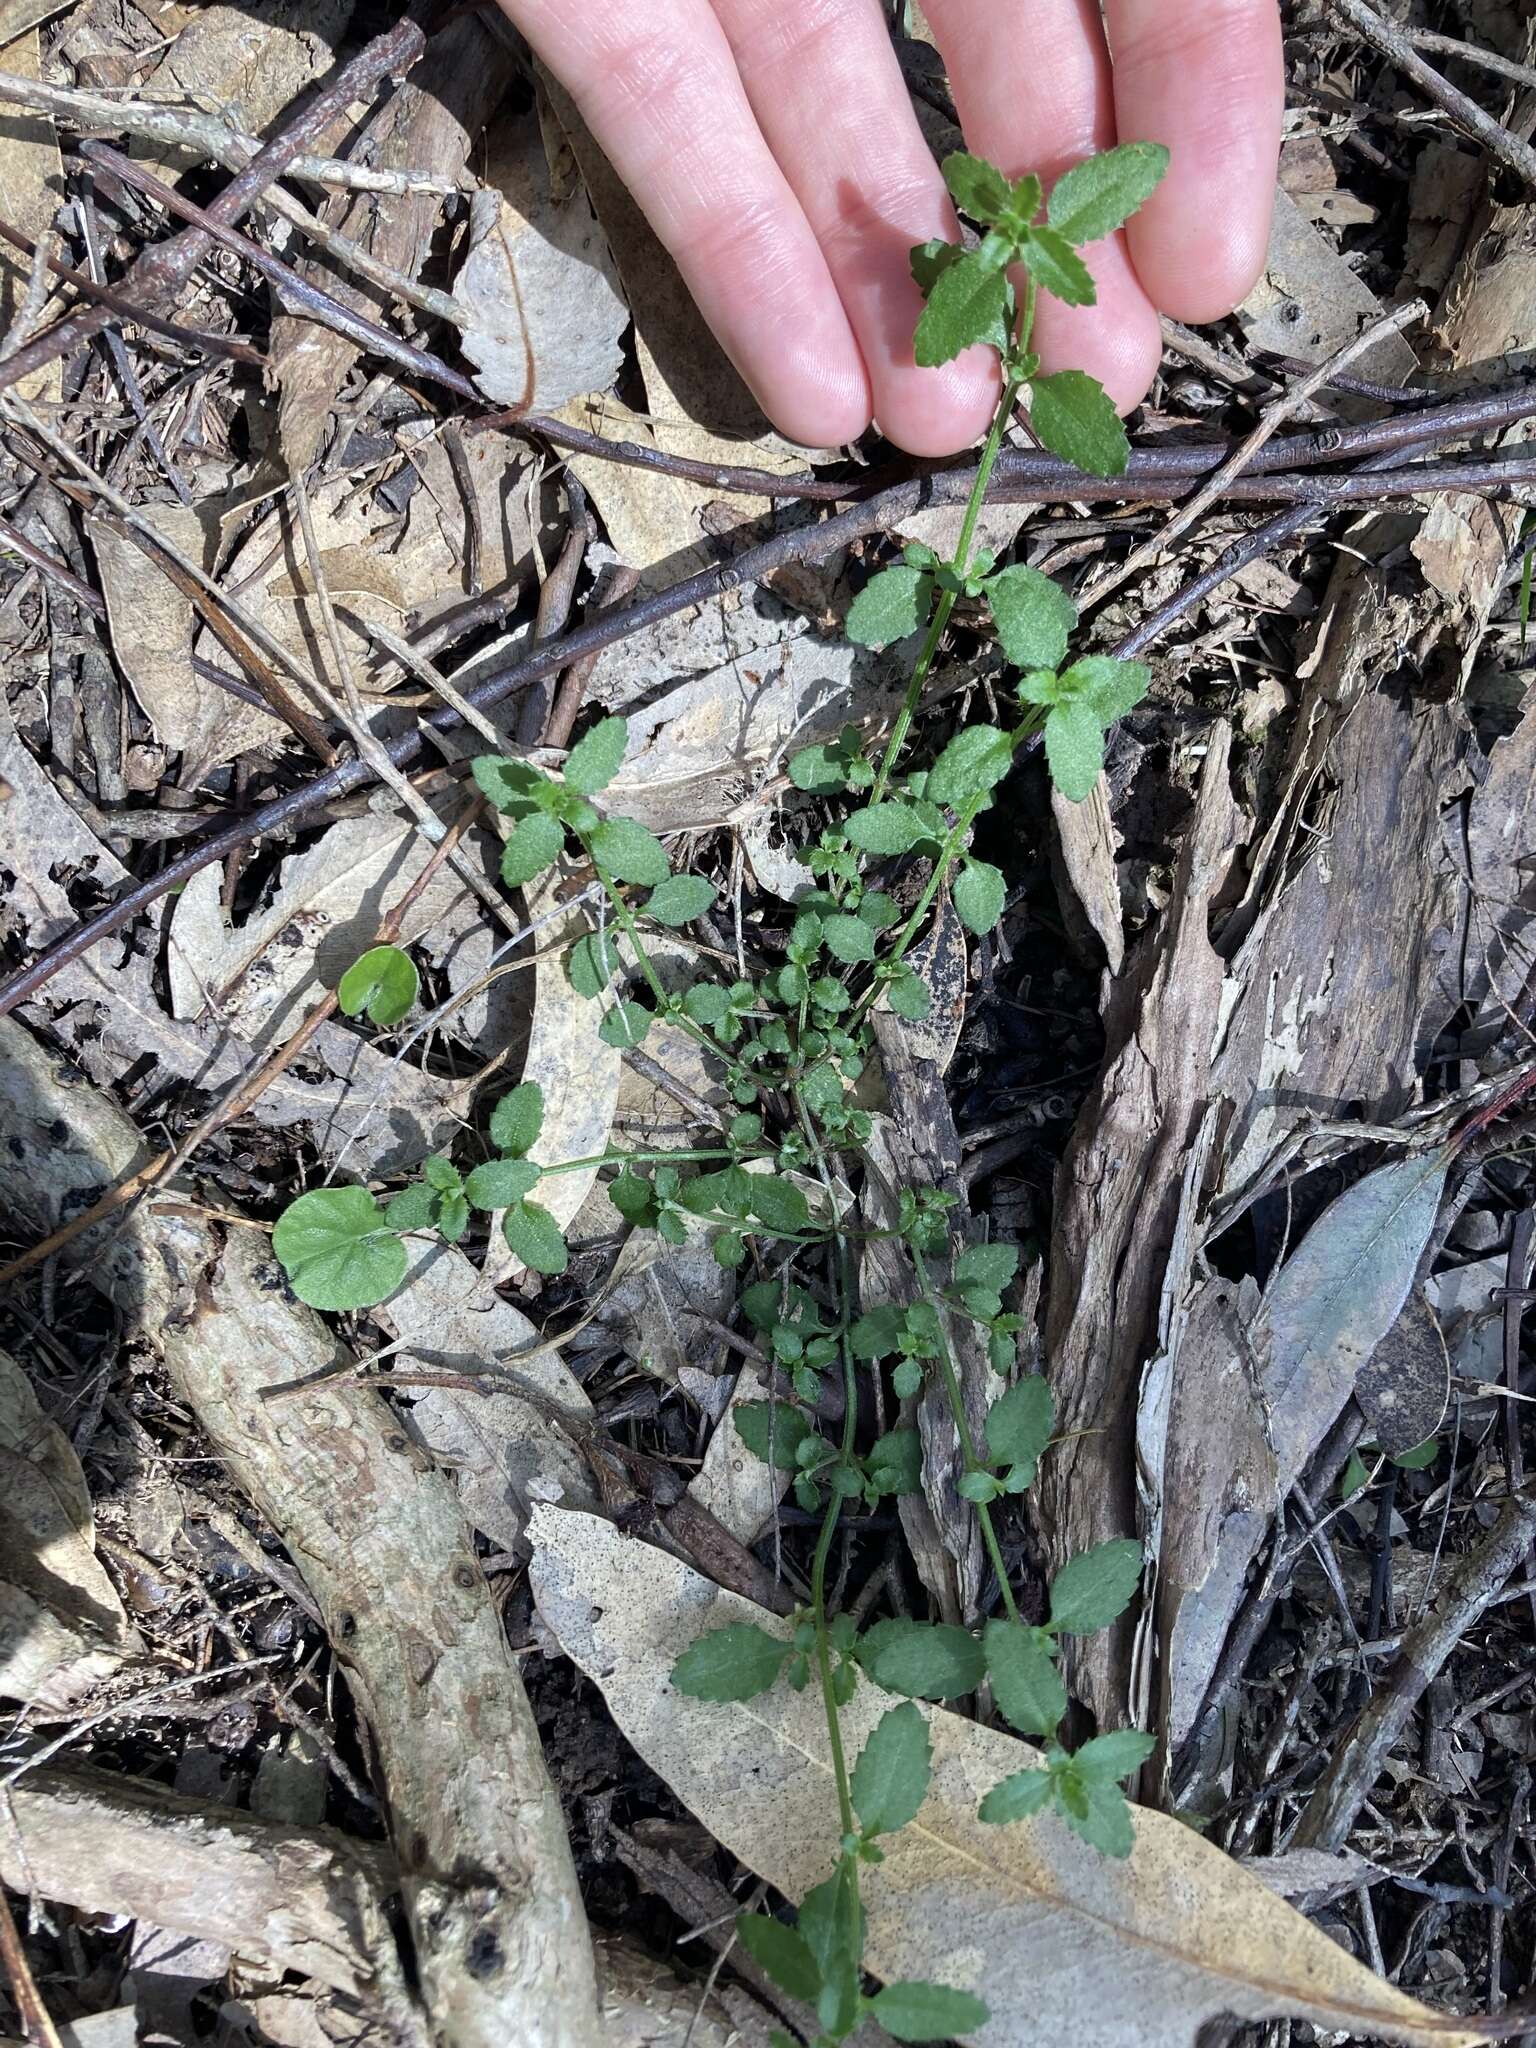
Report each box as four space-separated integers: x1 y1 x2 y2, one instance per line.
502 1199 568 1275
439 1192 469 1242
566 928 622 998
846 565 931 648
914 251 1010 368
1019 225 1095 306
893 1356 923 1398
1030 369 1129 478
850 1304 904 1360
464 1156 540 1209
734 1401 814 1472
822 914 877 965
500 812 565 888
1044 700 1104 803
1340 1449 1369 1499
1392 1436 1439 1470
384 1183 437 1232
588 816 670 885
954 1243 1018 1293
489 1082 544 1156
984 1376 1054 1481
645 874 716 926
797 1873 865 1986
978 1765 1054 1825
1072 1728 1155 1784
909 235 965 296
608 1169 656 1226
1047 141 1170 245
953 858 1006 936
1049 1538 1143 1634
941 149 1012 223
734 1914 822 2002
844 801 927 855
1062 655 1150 725
271 1187 406 1312
336 943 417 1028
1061 1774 1136 1858
746 1176 810 1234
852 1702 932 1839
984 1619 1067 1737
865 1427 922 1497
671 1621 789 1702
472 754 549 814
599 1000 654 1048
984 562 1077 672
926 724 1014 808
789 743 850 795
423 1154 461 1194
563 714 628 795
683 983 732 1026
870 1980 989 2042
887 969 932 1021
858 1619 985 1701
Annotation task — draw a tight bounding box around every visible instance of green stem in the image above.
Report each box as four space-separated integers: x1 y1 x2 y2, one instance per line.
537 1146 745 1177
869 369 1025 806
913 1250 1021 1627
810 1229 862 1843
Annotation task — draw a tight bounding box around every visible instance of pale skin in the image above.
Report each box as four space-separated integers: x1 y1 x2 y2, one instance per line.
498 0 1284 456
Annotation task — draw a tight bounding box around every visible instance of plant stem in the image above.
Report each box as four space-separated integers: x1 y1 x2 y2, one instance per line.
870 368 1025 805
537 1146 745 1177
913 1251 1021 1627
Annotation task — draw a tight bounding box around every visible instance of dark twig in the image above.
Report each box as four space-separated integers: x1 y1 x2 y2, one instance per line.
0 19 424 397
1326 0 1536 192
1406 29 1536 98
0 513 107 617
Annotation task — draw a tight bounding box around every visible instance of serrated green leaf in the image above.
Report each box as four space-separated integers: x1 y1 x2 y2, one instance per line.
1062 655 1150 725
865 1427 922 1496
588 816 670 886
1044 700 1104 803
870 1979 989 2042
984 562 1077 672
599 1000 654 1049
789 743 850 795
909 235 965 296
608 1169 656 1226
914 251 1010 368
887 970 932 1021
797 1872 865 1988
464 1156 540 1209
683 983 731 1026
646 874 716 926
563 714 628 795
926 723 1014 808
336 943 417 1027
489 1081 543 1156
850 1304 904 1360
859 1618 985 1701
745 1176 810 1234
439 1192 469 1242
671 1622 790 1702
566 928 622 998
500 811 565 887
978 1764 1054 1825
852 1701 932 1838
954 1243 1018 1293
892 1355 923 1398
1030 369 1130 478
1072 1728 1156 1784
1019 225 1095 306
844 801 927 854
1049 1538 1143 1634
735 1401 814 1472
383 1183 436 1232
846 565 931 648
271 1187 406 1312
1061 1774 1136 1858
953 858 1005 935
1047 141 1170 245
472 754 549 814
503 1199 568 1275
822 914 877 965
422 1154 461 1194
984 1376 1054 1481
941 149 1012 224
984 1619 1067 1737
735 1914 822 2001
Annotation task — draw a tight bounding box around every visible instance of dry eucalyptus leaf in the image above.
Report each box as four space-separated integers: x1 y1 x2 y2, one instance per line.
0 23 61 402
456 113 627 411
1357 1287 1450 1456
529 1507 1486 2048
1237 189 1418 386
0 1345 138 1709
685 1364 786 1545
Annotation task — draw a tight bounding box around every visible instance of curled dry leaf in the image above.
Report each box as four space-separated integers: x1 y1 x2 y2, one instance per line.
529 1507 1485 2048
455 111 628 411
0 1345 138 1710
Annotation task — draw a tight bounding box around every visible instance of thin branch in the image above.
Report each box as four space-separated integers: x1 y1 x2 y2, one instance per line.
0 217 263 363
1406 29 1536 96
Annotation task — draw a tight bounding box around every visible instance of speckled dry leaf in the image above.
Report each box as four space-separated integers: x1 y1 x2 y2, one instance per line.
166 813 472 1055
456 113 627 410
1357 1287 1450 1456
876 896 967 1073
0 25 61 402
529 1508 1486 2048
686 1364 786 1545
91 499 281 766
0 1346 137 1709
1051 778 1124 980
1238 190 1418 385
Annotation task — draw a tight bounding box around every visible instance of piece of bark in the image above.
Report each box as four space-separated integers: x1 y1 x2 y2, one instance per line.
0 1020 599 2048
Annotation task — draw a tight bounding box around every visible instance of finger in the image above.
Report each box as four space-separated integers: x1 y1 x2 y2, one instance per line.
922 0 1164 413
1106 0 1283 322
710 0 998 457
504 0 871 446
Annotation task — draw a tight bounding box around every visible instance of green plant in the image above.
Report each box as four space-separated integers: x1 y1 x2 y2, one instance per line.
270 145 1166 2040
336 942 417 1027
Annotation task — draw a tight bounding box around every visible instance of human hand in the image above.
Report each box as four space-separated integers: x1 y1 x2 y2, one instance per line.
500 0 1283 456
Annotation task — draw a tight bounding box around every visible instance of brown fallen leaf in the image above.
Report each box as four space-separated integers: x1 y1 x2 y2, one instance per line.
529 1506 1487 2048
